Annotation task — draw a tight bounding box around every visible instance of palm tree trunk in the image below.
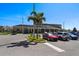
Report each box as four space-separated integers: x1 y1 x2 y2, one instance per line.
36 25 38 39
33 24 35 37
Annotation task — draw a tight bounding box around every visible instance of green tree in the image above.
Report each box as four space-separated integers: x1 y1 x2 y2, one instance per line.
28 11 46 38
0 26 4 32
73 27 77 32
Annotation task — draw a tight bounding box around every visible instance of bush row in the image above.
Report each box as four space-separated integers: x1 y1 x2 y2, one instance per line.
27 34 46 43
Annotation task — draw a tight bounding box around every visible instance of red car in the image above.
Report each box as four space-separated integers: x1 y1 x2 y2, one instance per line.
43 33 58 42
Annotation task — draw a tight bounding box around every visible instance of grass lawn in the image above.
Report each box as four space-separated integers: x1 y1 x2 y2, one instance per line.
0 32 11 35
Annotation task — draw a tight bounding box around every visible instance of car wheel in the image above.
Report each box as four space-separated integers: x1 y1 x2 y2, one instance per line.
65 38 69 41
59 38 63 41
52 39 58 42
63 37 69 41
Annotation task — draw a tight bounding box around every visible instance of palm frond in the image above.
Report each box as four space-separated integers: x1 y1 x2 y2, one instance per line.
28 16 34 21
37 12 44 16
31 11 37 15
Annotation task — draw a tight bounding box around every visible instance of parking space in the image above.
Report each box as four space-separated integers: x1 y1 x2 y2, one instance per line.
0 43 60 56
0 34 26 45
48 40 79 56
0 34 79 56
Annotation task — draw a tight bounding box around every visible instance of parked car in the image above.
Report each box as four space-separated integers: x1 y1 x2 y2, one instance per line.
43 32 58 42
70 32 79 37
68 33 78 40
57 32 69 41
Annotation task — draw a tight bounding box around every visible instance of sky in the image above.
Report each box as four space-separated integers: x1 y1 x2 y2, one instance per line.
0 3 79 30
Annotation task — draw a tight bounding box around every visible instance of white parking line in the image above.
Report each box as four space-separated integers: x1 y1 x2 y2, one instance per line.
44 43 65 52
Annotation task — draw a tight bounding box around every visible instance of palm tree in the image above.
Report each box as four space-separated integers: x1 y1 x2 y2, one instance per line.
28 11 37 35
28 12 46 38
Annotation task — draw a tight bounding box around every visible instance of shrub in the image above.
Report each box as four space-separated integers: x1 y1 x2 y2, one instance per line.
33 38 46 43
27 34 46 43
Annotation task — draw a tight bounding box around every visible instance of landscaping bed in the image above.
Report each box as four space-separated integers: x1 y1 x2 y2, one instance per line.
27 34 47 44
0 32 11 35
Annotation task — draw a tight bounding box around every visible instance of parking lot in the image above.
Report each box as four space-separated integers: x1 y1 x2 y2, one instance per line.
0 34 79 56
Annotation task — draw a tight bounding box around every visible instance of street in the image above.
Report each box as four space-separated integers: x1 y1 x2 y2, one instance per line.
0 34 79 56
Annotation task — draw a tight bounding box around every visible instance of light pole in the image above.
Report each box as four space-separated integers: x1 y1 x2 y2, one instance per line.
63 21 65 32
22 16 24 34
33 3 35 12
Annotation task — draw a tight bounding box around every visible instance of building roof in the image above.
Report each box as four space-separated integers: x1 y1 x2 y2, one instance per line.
14 23 62 30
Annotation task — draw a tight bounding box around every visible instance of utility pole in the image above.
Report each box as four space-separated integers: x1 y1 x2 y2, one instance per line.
33 3 35 12
63 21 65 32
22 16 24 34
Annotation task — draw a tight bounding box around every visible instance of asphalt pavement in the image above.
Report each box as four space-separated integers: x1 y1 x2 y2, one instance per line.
0 34 79 56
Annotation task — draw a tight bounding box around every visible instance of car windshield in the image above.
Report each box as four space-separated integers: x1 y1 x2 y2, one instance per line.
63 33 68 35
70 32 77 35
48 33 53 36
68 33 76 36
58 32 68 36
58 33 63 35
